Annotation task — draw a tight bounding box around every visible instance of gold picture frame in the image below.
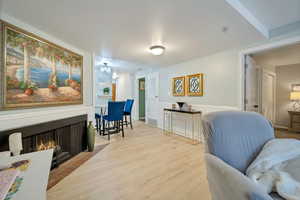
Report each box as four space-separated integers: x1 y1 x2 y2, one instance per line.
172 76 185 96
186 73 204 96
1 20 83 110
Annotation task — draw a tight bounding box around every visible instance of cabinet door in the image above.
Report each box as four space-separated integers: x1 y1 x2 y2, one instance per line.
70 122 85 156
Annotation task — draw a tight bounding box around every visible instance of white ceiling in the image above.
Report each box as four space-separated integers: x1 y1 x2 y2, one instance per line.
95 57 145 72
238 0 300 30
1 0 267 70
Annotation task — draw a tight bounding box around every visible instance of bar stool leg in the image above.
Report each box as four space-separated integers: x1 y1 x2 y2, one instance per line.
125 115 128 127
121 120 124 137
102 118 105 136
108 122 110 140
98 118 101 132
95 118 98 132
129 114 133 129
117 120 120 133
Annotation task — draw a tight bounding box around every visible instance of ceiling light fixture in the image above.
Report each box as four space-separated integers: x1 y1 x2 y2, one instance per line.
149 45 165 56
100 62 111 73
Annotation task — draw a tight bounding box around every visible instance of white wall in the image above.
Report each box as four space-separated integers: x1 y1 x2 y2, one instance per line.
94 65 112 106
133 32 300 141
0 13 94 131
253 44 300 68
159 49 240 107
116 72 134 101
157 49 242 141
0 0 3 15
132 52 241 142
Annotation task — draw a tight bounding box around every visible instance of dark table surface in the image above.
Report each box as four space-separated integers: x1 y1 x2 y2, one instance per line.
163 108 202 114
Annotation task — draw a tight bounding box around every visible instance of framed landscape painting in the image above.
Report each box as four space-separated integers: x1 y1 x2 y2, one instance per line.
0 22 83 109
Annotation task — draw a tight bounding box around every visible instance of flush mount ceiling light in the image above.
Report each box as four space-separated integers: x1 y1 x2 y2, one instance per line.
149 45 165 56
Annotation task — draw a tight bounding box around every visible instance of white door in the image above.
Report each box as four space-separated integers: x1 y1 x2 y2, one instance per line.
146 72 159 125
261 70 276 122
245 55 260 112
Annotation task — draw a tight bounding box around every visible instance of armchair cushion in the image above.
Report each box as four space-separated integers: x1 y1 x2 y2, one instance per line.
202 111 275 173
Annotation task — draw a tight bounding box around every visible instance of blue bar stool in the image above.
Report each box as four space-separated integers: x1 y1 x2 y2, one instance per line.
95 113 101 132
124 99 134 129
102 101 126 140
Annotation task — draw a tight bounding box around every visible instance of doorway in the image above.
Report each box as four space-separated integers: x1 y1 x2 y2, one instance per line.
243 42 300 139
138 78 146 121
244 55 276 123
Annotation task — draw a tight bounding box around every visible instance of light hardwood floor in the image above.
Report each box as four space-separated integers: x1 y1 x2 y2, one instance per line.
275 129 300 140
47 121 211 200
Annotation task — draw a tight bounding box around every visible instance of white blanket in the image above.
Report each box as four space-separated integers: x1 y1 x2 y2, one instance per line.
246 139 300 200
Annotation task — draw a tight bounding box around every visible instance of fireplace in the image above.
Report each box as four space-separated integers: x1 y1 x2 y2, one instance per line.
35 131 71 168
0 115 88 169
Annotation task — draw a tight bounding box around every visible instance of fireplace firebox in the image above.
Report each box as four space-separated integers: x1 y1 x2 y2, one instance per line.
35 130 71 168
0 115 88 168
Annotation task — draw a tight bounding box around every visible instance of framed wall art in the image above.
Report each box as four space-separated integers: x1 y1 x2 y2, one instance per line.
172 76 185 96
186 73 204 96
1 21 83 110
98 82 112 97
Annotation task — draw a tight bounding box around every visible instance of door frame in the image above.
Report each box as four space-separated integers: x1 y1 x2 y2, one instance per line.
260 68 276 123
244 55 260 112
239 35 300 110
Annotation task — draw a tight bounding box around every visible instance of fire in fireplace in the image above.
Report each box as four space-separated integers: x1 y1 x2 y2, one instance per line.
35 132 71 169
37 140 56 151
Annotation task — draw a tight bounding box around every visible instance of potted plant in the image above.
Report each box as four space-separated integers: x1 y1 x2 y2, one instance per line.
48 84 58 91
48 74 59 91
103 87 110 95
26 82 38 96
69 80 78 88
18 81 38 96
24 87 34 96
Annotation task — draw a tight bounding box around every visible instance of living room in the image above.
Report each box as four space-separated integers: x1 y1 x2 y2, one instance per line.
0 1 300 200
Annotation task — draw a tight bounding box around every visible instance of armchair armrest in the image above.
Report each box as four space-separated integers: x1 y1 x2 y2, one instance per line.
205 154 273 200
